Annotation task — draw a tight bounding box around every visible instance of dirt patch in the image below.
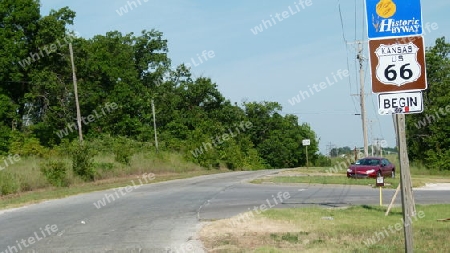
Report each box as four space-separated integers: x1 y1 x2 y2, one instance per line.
199 213 309 252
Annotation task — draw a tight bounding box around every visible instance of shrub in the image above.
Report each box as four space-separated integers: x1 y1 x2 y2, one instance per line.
70 141 96 181
113 138 134 165
0 171 19 195
314 154 332 167
94 162 114 171
9 132 48 157
243 148 266 170
40 160 69 187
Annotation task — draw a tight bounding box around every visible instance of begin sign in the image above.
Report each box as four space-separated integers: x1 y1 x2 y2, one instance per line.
378 91 423 115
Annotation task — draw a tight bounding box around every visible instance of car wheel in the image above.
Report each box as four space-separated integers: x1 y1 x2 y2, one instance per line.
391 170 395 179
377 171 382 177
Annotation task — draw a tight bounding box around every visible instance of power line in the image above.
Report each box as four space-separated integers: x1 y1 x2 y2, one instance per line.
361 0 366 41
338 1 347 44
338 0 359 113
354 0 357 42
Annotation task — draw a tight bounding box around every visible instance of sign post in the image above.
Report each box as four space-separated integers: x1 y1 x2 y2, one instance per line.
302 139 310 169
376 176 385 206
365 0 425 251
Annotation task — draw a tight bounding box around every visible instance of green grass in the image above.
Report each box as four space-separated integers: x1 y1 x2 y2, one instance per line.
252 158 450 189
262 204 449 252
202 204 450 252
258 172 450 189
267 175 400 188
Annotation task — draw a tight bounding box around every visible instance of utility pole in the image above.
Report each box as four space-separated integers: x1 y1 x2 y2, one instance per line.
368 119 376 156
357 41 369 157
371 141 374 156
326 142 335 157
374 138 384 157
69 43 83 142
151 99 159 153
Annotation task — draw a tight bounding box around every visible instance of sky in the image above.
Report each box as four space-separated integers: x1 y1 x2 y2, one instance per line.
40 0 450 154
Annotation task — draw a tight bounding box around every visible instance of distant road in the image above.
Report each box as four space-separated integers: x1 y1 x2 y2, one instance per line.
0 170 449 253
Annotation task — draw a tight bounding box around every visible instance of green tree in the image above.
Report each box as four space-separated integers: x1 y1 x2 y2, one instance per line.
406 37 450 170
0 1 322 172
244 102 319 168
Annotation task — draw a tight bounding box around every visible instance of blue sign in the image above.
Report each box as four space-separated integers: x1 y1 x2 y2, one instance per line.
365 0 422 39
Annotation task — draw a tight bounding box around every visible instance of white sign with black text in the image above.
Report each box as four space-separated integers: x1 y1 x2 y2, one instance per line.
375 42 421 86
378 91 423 115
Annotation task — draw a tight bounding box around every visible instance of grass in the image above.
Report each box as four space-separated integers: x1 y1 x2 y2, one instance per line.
265 175 400 188
0 151 230 210
200 204 450 252
253 168 450 189
251 154 450 189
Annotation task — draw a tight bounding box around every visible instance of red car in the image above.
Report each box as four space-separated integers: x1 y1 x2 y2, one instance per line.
347 157 395 179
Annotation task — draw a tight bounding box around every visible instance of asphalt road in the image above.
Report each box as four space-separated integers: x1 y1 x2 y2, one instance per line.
0 170 449 253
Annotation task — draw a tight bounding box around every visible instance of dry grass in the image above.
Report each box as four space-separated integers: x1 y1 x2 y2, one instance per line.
0 151 227 209
200 215 307 253
199 204 450 252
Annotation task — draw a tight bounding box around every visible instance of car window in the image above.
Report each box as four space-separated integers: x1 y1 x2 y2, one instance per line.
356 159 380 165
355 159 368 165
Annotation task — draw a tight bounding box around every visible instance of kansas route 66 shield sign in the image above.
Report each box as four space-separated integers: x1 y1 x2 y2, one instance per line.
375 42 420 86
369 36 427 93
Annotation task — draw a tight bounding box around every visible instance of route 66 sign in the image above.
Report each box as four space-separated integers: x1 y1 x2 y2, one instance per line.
369 36 427 93
375 42 420 86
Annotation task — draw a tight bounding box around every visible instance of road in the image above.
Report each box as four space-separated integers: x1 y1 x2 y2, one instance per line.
0 170 449 253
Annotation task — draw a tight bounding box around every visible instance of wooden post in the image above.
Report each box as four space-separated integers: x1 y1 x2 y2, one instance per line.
305 145 309 169
151 99 158 153
395 114 414 252
69 43 83 142
385 184 400 216
379 186 383 206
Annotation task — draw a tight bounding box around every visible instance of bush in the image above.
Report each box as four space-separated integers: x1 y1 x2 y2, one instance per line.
70 141 96 181
0 171 19 195
113 137 134 165
243 148 266 170
9 132 48 157
94 162 114 171
314 154 332 167
40 160 69 187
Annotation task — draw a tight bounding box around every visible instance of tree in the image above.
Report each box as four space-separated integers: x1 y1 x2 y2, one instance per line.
244 102 319 168
406 37 450 170
0 2 322 171
0 0 75 148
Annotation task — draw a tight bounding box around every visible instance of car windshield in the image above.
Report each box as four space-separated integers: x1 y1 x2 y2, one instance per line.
355 159 380 166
